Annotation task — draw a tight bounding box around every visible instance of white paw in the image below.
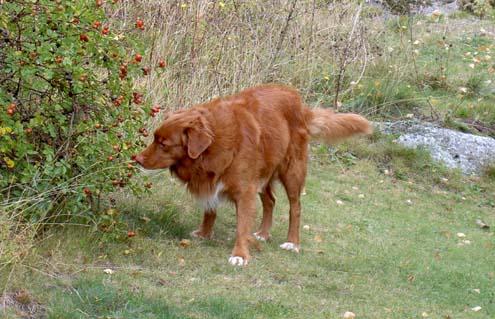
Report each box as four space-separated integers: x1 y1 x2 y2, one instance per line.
228 256 248 266
253 232 270 242
280 242 300 253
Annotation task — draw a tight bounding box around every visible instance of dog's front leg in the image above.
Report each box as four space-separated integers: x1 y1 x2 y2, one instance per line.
191 209 216 239
229 189 257 266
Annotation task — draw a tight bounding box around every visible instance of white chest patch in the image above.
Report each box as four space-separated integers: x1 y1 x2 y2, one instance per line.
197 182 225 211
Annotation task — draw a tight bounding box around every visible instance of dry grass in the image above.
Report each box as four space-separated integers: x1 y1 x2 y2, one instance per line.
112 1 383 120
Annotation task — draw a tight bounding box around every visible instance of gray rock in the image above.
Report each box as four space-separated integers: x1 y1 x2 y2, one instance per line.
375 121 495 174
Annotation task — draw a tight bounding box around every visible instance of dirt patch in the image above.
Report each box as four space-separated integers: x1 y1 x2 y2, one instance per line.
0 291 45 319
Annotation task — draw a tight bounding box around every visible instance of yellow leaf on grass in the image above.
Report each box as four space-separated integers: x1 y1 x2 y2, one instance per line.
179 239 191 248
3 157 15 168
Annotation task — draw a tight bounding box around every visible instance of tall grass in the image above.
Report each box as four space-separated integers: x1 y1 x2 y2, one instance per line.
111 1 382 118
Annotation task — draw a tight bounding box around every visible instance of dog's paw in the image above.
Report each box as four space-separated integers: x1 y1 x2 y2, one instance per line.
228 256 248 266
280 242 300 253
253 232 270 242
190 230 212 239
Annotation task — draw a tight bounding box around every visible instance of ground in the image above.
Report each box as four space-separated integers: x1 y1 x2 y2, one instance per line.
2 141 494 318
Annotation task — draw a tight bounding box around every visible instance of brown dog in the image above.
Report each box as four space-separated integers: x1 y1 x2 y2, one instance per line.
135 85 372 265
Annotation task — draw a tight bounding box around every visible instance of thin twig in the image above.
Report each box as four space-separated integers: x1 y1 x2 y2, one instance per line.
334 2 362 109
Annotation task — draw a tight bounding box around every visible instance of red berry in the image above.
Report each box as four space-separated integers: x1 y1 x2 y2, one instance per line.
57 5 63 11
113 145 120 151
142 67 150 75
119 181 126 187
25 128 32 134
107 156 113 161
127 173 133 178
145 181 152 188
96 0 103 7
150 111 156 117
56 57 63 64
84 188 91 196
127 164 134 170
158 60 166 68
9 103 16 110
136 20 144 29
112 180 119 186
143 132 149 137
72 17 80 23
101 26 109 35
130 154 137 161
134 54 142 62
7 108 14 115
127 231 136 237
93 21 101 29
95 123 101 129
80 34 89 42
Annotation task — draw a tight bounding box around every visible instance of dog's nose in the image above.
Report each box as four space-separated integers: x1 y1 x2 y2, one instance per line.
134 154 144 166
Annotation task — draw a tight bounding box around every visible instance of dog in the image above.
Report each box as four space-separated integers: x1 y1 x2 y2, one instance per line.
135 85 372 266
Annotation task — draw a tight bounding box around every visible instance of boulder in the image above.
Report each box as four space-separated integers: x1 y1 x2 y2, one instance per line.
375 121 495 174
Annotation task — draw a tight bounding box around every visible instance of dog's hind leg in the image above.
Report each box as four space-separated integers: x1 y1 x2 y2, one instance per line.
278 150 308 253
191 209 216 239
254 184 276 241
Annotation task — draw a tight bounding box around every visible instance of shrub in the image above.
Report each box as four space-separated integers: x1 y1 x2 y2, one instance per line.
0 0 160 224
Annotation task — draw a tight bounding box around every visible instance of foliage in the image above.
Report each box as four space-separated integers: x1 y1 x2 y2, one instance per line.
458 0 495 17
382 0 432 15
0 0 159 224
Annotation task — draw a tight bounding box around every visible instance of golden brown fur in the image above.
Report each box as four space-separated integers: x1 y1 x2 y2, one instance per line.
135 85 372 265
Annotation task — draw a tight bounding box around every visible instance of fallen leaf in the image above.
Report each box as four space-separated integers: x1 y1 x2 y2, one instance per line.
473 288 481 294
106 208 119 216
476 219 490 230
343 311 356 319
179 239 191 248
407 274 415 282
471 306 482 312
103 268 114 275
140 216 151 223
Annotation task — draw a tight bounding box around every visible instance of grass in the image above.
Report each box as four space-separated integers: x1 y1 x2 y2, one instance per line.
2 138 494 318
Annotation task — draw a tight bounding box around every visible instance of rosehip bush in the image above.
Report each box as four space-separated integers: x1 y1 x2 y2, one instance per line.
0 0 158 223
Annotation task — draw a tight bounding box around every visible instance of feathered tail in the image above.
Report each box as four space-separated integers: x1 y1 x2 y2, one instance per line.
305 107 372 143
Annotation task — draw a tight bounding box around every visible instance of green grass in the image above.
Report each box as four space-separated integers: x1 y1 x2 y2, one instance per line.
2 139 494 319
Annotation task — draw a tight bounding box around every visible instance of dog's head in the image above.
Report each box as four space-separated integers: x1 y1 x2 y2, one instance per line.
134 109 213 169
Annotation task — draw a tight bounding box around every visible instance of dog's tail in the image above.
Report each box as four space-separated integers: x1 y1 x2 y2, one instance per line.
305 107 372 143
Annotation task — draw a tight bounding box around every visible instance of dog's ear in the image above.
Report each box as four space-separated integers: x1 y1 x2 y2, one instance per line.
186 114 213 159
